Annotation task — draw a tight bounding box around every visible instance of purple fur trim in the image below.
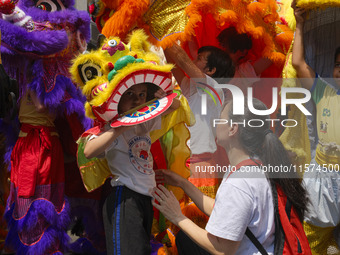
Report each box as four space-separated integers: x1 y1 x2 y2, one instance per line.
63 78 92 129
76 10 91 42
0 20 69 55
6 226 70 255
4 199 71 255
28 67 66 113
69 238 106 255
20 198 71 232
6 197 71 233
28 73 91 129
63 98 92 130
14 7 91 42
19 0 75 9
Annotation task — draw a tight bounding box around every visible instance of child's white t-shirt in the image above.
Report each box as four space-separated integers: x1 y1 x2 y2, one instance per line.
181 75 224 155
92 118 161 197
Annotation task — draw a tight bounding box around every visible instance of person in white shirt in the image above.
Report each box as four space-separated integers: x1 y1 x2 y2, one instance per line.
164 44 235 197
152 98 308 255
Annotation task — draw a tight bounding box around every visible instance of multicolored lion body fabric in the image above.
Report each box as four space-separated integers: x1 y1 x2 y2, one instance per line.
71 30 192 253
0 0 93 254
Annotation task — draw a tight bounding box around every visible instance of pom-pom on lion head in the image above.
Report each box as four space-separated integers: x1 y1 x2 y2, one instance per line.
70 29 174 124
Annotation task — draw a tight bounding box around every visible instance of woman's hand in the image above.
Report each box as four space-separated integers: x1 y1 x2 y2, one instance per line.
152 185 186 226
291 0 306 24
155 169 186 188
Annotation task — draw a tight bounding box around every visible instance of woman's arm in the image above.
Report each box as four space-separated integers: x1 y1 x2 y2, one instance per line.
164 44 205 96
152 185 240 255
164 44 205 79
291 1 315 89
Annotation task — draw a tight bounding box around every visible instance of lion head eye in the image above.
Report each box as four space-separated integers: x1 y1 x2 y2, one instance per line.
35 0 65 12
78 62 103 84
108 40 118 47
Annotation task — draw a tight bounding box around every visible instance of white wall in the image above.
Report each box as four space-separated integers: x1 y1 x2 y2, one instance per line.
74 0 87 11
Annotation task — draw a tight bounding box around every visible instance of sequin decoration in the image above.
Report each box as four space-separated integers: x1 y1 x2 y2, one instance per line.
143 0 190 41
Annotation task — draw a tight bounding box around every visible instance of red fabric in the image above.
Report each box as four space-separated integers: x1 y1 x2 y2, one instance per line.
151 140 167 170
11 124 64 198
183 13 221 60
276 184 312 255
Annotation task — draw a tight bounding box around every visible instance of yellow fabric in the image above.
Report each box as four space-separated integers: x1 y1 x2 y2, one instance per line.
193 184 219 199
314 85 340 158
279 43 312 172
19 92 55 127
76 136 112 192
78 159 112 192
295 0 340 9
151 94 193 200
150 94 193 142
283 0 340 31
142 0 219 48
315 148 340 170
303 222 340 255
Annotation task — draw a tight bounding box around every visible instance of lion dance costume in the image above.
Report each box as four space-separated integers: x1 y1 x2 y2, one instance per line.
279 0 340 254
0 0 92 254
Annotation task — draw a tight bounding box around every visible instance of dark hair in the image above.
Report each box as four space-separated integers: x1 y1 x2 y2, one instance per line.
335 46 340 63
198 46 235 79
226 98 308 221
217 27 252 53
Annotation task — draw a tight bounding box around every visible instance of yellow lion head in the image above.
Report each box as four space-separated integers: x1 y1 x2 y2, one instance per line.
70 29 174 123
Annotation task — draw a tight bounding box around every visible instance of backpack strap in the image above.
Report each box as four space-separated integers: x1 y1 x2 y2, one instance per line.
244 159 271 255
245 228 269 255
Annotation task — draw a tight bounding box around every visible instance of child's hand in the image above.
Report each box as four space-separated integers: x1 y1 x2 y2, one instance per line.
291 0 306 24
154 88 166 99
